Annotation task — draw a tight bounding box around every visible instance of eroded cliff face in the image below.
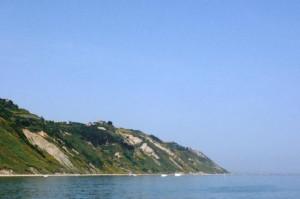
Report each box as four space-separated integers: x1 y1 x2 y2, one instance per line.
0 98 228 174
22 129 74 169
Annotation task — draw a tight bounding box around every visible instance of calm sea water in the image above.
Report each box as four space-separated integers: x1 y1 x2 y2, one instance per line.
0 175 300 199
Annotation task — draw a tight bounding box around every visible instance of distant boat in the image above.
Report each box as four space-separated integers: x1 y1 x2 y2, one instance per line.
43 175 49 178
161 174 167 177
174 173 182 177
128 172 137 177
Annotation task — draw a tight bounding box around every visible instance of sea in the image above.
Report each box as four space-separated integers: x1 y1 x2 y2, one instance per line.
0 175 299 199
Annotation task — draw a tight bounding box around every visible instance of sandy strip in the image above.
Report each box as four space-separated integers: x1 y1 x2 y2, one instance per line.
0 174 151 177
0 173 219 178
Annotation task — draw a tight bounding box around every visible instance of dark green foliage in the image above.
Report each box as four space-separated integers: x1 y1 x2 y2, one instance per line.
0 98 227 174
149 134 162 143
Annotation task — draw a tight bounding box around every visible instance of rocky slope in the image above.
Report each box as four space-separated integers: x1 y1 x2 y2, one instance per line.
0 98 227 174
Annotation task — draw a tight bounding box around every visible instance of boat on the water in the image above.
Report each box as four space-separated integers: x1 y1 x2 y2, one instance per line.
161 174 167 177
174 173 183 177
43 175 49 178
128 172 137 177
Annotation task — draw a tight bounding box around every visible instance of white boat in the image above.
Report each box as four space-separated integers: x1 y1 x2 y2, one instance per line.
43 175 49 178
128 172 137 177
161 174 167 177
174 173 182 177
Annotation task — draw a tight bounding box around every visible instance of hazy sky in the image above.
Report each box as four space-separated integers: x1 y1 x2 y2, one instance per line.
1 0 300 173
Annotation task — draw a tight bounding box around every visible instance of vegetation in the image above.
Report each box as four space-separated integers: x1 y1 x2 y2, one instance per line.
0 98 227 174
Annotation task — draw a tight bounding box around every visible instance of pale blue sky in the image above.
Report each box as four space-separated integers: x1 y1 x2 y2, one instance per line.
1 0 300 173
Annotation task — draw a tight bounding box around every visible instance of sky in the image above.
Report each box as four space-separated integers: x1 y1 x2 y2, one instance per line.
0 0 300 173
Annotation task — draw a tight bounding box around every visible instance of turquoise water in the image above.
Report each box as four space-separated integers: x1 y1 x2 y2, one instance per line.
0 175 300 199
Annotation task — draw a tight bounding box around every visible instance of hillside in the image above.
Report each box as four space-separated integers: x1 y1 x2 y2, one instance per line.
0 98 227 175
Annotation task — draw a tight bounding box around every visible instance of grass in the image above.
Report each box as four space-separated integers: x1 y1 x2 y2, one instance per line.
0 98 227 174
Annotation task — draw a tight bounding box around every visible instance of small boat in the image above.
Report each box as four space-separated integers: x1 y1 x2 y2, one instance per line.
128 172 137 177
161 174 167 177
174 173 182 177
43 175 49 178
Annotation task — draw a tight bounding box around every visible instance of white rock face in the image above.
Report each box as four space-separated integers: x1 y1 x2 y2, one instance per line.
145 137 175 156
140 143 159 159
97 126 106 131
118 130 143 146
169 157 183 169
114 152 121 158
23 129 74 169
63 131 71 136
0 169 13 175
144 136 186 169
72 148 80 155
190 149 207 158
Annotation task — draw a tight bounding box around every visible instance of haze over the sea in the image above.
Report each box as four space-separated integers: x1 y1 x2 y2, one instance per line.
0 0 299 174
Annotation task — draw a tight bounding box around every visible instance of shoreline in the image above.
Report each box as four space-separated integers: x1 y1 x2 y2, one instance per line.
0 173 225 178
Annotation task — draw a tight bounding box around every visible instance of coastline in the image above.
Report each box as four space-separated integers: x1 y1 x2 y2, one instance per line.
0 173 224 178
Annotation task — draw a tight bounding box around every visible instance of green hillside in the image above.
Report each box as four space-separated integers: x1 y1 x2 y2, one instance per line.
0 98 227 174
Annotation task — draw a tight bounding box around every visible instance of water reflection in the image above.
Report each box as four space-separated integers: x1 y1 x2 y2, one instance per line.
0 175 300 199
